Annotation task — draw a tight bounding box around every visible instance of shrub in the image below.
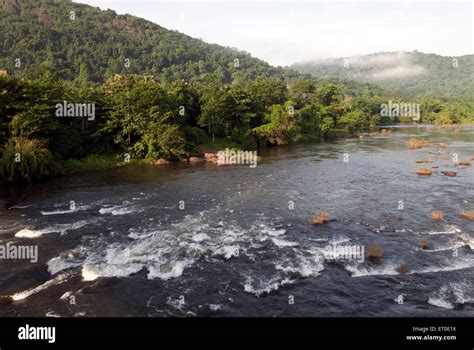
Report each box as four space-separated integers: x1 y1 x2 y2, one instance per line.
458 160 471 166
434 111 455 125
419 238 430 250
158 125 188 160
143 124 188 160
310 210 329 225
0 137 56 183
431 210 444 222
407 138 430 149
459 211 474 221
365 245 383 263
183 126 208 150
396 264 409 275
434 142 448 148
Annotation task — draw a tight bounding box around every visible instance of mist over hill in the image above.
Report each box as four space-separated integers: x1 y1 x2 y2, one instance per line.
291 51 474 100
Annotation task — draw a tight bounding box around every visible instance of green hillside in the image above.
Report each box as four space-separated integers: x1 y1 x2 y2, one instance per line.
0 0 302 83
292 51 474 100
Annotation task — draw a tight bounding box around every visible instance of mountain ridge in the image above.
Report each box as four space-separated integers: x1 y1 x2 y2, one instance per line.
0 0 302 83
291 51 474 99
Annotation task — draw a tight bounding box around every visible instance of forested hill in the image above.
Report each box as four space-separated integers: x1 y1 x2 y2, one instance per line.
291 51 474 100
0 0 302 83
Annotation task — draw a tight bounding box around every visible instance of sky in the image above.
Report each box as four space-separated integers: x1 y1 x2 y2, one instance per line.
76 0 473 67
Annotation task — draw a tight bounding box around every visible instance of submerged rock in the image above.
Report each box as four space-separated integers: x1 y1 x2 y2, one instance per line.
457 160 471 166
441 171 457 177
0 296 13 306
416 167 432 175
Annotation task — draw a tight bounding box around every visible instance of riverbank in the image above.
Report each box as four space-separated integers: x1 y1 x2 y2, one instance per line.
2 123 473 187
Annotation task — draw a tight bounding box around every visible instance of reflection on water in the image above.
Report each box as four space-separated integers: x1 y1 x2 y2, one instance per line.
0 126 473 316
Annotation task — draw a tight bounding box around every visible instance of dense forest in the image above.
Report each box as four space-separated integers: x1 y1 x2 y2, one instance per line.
0 0 302 83
0 0 472 183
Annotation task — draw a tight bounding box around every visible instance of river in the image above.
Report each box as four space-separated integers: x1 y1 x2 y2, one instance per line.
0 125 473 316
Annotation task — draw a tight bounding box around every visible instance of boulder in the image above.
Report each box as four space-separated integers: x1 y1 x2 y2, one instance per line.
189 157 205 163
416 167 432 175
204 153 218 164
150 158 171 165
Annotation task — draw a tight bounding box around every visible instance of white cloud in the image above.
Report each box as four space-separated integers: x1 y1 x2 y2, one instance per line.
369 65 427 80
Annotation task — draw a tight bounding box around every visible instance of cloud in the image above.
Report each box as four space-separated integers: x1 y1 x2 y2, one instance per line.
307 51 428 80
369 64 427 80
347 51 410 67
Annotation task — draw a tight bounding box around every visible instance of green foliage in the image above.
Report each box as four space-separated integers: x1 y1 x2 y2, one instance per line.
316 82 342 105
298 103 323 140
320 117 335 139
0 137 56 183
253 102 299 146
434 111 455 125
143 124 187 160
59 154 119 174
201 137 241 152
197 77 230 141
182 126 208 150
338 110 368 133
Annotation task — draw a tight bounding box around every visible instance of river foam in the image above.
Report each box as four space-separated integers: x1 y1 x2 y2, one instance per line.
428 281 473 309
46 209 307 284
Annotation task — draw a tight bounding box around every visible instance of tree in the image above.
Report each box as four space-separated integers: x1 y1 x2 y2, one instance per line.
338 110 367 133
298 102 323 139
253 101 299 146
198 77 229 141
77 62 91 86
316 82 342 105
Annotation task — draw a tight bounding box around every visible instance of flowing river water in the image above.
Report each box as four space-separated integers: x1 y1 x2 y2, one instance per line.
0 125 473 316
